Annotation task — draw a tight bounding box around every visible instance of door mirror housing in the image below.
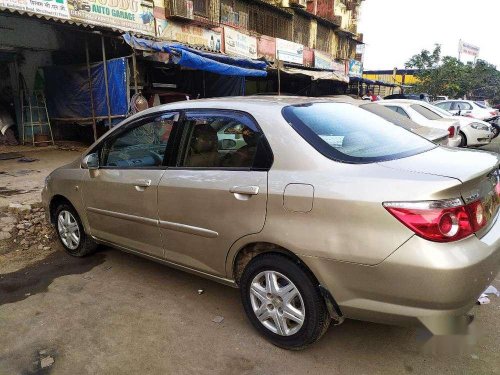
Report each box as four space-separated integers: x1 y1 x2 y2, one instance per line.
82 153 99 170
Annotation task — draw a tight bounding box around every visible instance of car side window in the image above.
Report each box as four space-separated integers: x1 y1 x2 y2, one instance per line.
178 111 270 169
461 102 473 110
437 102 452 110
100 112 178 168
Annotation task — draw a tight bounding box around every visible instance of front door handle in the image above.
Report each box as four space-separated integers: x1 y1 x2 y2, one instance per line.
230 185 259 196
134 179 152 191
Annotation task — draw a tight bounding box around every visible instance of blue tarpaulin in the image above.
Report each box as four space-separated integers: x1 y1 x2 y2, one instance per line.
43 58 128 119
123 33 267 77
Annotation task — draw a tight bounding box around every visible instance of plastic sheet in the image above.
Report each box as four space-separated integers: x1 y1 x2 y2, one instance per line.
123 33 267 77
43 58 128 119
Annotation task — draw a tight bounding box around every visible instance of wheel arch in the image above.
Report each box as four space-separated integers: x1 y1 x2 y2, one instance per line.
230 241 343 322
49 194 78 225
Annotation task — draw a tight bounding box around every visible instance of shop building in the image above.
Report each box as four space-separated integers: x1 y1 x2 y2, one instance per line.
1 0 366 145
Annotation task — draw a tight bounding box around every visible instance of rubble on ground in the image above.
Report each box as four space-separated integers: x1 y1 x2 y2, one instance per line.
0 204 56 253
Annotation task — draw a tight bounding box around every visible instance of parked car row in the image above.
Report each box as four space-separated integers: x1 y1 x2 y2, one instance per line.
43 96 500 350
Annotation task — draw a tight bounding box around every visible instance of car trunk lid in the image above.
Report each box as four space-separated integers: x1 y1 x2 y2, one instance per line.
378 147 500 236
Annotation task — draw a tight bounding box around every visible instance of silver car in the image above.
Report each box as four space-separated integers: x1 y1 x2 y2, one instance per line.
43 97 500 349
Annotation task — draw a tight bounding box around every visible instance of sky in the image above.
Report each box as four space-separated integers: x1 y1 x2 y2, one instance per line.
357 0 500 71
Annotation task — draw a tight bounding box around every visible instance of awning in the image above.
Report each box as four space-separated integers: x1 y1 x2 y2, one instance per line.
279 67 349 83
123 34 267 77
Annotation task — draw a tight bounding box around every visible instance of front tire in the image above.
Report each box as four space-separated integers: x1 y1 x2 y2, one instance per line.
459 131 467 147
240 253 330 350
55 204 97 257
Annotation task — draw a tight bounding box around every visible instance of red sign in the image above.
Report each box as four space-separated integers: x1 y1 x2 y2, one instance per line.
257 35 276 62
303 47 314 67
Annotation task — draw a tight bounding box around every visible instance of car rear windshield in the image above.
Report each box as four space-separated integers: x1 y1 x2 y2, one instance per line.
282 102 435 164
410 104 442 120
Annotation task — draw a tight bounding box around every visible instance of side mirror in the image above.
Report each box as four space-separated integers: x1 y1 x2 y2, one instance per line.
81 153 99 170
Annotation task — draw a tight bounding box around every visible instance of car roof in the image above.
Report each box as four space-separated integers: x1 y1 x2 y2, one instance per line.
124 96 359 124
378 99 425 106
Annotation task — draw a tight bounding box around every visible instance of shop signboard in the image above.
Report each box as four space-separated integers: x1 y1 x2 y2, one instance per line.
303 47 313 67
68 0 156 36
257 35 275 62
348 59 363 77
0 0 69 19
224 26 257 59
276 38 303 64
332 60 346 74
314 50 333 70
157 20 222 52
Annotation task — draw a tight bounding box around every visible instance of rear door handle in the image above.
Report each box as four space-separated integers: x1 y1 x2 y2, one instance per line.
230 185 259 195
134 179 152 190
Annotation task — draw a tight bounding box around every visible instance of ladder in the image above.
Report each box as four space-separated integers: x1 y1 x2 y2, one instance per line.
21 90 55 146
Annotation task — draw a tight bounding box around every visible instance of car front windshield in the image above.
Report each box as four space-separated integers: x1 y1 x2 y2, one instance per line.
282 102 435 164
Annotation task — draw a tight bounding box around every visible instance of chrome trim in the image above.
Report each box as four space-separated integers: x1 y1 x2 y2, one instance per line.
92 237 237 287
87 207 158 226
158 220 219 238
383 198 463 210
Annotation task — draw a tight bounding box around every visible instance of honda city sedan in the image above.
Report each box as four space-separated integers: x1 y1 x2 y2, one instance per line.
42 97 500 349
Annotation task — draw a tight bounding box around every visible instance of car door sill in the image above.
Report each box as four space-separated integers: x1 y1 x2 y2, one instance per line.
93 237 237 288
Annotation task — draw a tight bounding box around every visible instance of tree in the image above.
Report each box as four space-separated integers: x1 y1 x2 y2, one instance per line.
404 45 500 103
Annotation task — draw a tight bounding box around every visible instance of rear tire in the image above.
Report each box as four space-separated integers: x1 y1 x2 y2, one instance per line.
240 253 330 350
55 203 97 257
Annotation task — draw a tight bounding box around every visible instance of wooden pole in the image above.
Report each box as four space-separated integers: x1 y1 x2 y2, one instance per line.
101 34 112 127
85 38 97 141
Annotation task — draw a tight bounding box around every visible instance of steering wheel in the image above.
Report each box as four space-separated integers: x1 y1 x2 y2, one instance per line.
148 150 163 166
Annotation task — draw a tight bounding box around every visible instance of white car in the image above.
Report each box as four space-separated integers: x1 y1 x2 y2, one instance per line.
426 103 493 147
377 100 462 147
384 99 492 147
434 100 498 121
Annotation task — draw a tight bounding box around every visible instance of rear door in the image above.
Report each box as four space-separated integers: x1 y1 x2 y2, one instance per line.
157 109 272 276
81 112 178 258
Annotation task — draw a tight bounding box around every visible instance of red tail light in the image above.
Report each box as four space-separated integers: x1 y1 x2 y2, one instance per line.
491 111 498 116
447 126 455 138
384 198 488 242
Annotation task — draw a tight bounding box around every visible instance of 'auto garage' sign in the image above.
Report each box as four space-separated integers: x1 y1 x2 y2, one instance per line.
68 0 155 35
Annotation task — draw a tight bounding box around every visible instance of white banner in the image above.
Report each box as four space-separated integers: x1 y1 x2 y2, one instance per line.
276 38 303 64
0 0 69 19
223 26 257 59
459 40 480 57
314 50 333 70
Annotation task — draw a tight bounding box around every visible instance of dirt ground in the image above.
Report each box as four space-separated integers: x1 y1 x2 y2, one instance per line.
0 145 83 208
1 145 499 375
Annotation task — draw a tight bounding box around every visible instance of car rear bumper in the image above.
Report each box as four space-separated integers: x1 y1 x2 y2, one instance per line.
301 215 500 333
448 136 462 147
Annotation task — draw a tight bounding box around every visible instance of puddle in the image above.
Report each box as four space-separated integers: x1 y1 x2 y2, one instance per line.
0 251 106 305
0 186 31 197
0 170 41 178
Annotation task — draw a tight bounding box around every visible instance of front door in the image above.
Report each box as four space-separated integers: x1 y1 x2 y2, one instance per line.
157 109 272 276
82 112 178 258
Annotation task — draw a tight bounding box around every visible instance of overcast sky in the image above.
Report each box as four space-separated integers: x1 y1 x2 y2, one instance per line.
357 0 500 71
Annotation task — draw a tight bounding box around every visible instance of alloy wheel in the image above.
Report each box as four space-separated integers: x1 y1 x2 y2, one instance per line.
57 210 80 250
249 270 305 336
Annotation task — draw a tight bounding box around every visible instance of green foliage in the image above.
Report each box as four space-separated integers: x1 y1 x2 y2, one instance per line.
405 45 500 103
